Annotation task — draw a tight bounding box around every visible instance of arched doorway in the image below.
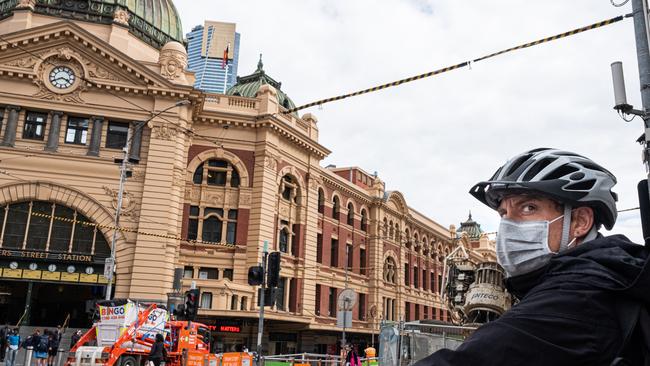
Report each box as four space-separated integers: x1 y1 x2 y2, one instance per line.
0 200 112 327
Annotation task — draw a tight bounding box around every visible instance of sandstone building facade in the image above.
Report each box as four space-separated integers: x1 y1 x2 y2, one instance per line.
0 0 495 353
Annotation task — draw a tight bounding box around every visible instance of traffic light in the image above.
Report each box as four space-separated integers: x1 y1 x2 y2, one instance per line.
267 252 281 288
184 288 200 321
248 265 264 286
257 287 277 307
172 303 186 320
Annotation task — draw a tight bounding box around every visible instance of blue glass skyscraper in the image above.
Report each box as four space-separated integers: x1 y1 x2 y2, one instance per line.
186 21 240 94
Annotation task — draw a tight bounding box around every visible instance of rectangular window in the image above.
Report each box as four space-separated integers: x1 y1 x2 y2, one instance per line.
223 269 233 281
404 264 410 286
413 266 419 288
188 206 199 241
415 304 420 320
183 266 193 279
316 233 323 264
405 301 411 321
438 274 442 294
328 287 337 317
431 271 436 293
105 122 129 149
360 248 366 275
276 277 286 311
65 117 89 144
346 244 353 270
202 216 222 243
291 224 298 256
422 268 427 290
315 284 321 315
330 239 338 268
358 293 366 320
200 292 212 309
23 111 47 140
226 209 237 244
198 267 218 280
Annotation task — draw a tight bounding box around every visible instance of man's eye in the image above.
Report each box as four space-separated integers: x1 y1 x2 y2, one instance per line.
521 204 536 213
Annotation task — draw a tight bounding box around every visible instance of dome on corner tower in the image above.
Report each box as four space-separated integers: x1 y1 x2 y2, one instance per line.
0 0 183 49
227 54 298 115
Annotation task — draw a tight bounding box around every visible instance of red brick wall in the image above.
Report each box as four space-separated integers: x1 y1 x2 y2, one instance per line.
236 208 249 246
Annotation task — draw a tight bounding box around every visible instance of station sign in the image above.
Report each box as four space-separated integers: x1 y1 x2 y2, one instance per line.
0 249 94 262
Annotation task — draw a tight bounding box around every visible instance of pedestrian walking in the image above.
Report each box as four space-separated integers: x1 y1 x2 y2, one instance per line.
47 328 61 366
69 330 82 350
345 345 361 366
0 324 9 362
148 334 167 366
33 329 49 366
5 329 20 366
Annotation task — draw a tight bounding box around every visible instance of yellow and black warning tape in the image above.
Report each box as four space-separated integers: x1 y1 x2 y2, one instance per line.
27 210 236 248
283 14 627 114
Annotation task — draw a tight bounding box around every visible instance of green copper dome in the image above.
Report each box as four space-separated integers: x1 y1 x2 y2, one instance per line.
227 55 298 115
0 0 183 49
458 212 484 240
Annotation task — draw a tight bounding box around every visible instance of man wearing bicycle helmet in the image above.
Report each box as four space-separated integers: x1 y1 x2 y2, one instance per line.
416 148 649 366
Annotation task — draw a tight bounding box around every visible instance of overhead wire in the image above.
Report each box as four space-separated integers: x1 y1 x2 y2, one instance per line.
283 14 629 114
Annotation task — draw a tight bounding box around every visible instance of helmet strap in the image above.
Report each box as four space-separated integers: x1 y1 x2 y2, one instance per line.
559 204 572 251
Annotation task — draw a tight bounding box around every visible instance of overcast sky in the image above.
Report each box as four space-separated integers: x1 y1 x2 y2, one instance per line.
176 0 646 243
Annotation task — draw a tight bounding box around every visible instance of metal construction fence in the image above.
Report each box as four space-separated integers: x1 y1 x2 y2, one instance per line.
263 353 379 366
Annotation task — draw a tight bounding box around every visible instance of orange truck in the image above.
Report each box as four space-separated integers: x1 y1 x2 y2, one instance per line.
66 300 219 366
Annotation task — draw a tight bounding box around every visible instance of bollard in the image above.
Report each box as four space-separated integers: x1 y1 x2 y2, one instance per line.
55 348 66 366
24 346 34 366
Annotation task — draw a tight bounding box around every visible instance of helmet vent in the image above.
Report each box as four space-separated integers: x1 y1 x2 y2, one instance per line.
522 157 556 181
505 154 533 177
542 165 579 180
565 179 596 191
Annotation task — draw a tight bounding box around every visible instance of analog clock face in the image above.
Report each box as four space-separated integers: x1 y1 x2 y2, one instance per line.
67 265 76 274
85 267 94 275
49 66 76 89
48 264 57 272
9 262 18 270
29 263 38 271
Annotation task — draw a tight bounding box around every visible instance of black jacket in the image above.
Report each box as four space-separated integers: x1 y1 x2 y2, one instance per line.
149 341 166 360
415 235 649 366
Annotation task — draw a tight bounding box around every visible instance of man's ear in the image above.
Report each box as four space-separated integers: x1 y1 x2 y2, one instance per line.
571 206 594 240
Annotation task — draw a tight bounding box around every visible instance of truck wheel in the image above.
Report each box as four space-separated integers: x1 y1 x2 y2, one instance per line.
120 355 138 366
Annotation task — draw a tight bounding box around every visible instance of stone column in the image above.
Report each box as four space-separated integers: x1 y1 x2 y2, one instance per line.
129 121 145 163
87 116 104 156
45 111 63 152
1 106 20 147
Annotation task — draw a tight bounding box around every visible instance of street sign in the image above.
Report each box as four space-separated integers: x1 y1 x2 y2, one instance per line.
337 289 357 311
336 310 352 328
103 258 114 280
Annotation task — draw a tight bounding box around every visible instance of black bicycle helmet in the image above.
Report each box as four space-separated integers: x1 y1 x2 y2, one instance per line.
469 148 618 230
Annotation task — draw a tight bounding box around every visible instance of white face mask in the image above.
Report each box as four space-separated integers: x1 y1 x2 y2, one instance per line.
496 212 575 278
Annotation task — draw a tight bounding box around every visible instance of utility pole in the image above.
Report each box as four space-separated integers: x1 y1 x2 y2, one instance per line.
105 127 130 301
631 0 650 245
104 100 190 300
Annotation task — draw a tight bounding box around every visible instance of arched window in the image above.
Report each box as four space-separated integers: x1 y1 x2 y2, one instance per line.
281 175 299 203
318 189 325 214
389 221 394 240
395 224 401 242
383 257 396 284
0 200 110 256
192 159 240 188
360 209 368 231
346 202 354 226
187 206 238 244
332 196 340 220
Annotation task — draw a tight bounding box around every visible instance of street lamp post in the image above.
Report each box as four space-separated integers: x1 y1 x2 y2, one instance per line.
104 100 190 301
